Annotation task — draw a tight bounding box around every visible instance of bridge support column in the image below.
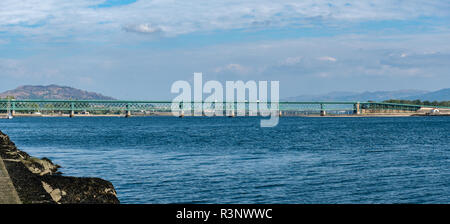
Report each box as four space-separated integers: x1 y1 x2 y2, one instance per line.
178 102 184 117
125 103 131 118
11 100 15 117
354 102 361 115
320 104 326 116
70 102 75 118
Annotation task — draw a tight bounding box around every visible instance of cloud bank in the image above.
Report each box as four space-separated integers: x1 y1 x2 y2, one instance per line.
1 0 449 39
1 0 450 99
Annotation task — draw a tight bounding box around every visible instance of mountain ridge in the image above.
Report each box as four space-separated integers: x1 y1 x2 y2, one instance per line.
405 88 450 101
284 88 449 102
0 84 116 100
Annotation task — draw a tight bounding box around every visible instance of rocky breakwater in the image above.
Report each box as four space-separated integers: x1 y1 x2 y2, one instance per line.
0 131 119 204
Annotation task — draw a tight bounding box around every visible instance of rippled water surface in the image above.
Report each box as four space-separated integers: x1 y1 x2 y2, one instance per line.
1 116 449 203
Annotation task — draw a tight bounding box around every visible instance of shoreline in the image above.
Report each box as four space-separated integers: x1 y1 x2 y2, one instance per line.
0 131 120 204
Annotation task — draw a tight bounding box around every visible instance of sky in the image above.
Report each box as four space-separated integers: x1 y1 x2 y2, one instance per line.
0 0 449 100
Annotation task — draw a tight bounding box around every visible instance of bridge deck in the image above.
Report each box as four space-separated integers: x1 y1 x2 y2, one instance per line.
1 100 448 116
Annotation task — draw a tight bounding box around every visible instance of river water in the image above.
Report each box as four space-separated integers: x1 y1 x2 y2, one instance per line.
0 116 449 203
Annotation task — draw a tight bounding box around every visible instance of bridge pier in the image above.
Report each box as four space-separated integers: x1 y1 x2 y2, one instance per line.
125 103 131 117
354 102 361 115
11 100 15 118
125 110 131 118
320 103 326 116
70 102 75 118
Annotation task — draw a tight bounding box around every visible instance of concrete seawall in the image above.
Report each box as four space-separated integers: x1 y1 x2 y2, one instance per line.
0 155 21 204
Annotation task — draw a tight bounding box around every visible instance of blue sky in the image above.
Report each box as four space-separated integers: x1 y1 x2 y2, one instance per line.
0 0 450 100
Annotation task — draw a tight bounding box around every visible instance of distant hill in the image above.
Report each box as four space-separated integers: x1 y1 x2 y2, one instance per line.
406 88 450 101
0 85 116 100
284 88 449 102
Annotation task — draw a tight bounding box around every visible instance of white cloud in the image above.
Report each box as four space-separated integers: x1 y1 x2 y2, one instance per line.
78 76 94 85
0 59 27 78
0 58 61 79
280 56 303 66
317 56 337 62
2 31 450 98
214 63 251 74
0 0 449 39
122 23 163 34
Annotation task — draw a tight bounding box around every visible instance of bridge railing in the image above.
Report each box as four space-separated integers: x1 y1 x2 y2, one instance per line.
0 99 441 115
0 100 355 114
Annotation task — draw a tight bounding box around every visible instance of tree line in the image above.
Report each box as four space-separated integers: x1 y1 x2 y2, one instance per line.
383 99 450 107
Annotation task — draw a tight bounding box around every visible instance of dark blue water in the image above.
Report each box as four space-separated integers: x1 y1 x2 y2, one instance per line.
0 117 449 203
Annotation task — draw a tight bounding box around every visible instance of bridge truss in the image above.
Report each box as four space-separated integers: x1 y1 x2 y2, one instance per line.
0 99 434 116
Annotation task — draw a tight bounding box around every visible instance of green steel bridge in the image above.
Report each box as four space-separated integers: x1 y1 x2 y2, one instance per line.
1 99 444 117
